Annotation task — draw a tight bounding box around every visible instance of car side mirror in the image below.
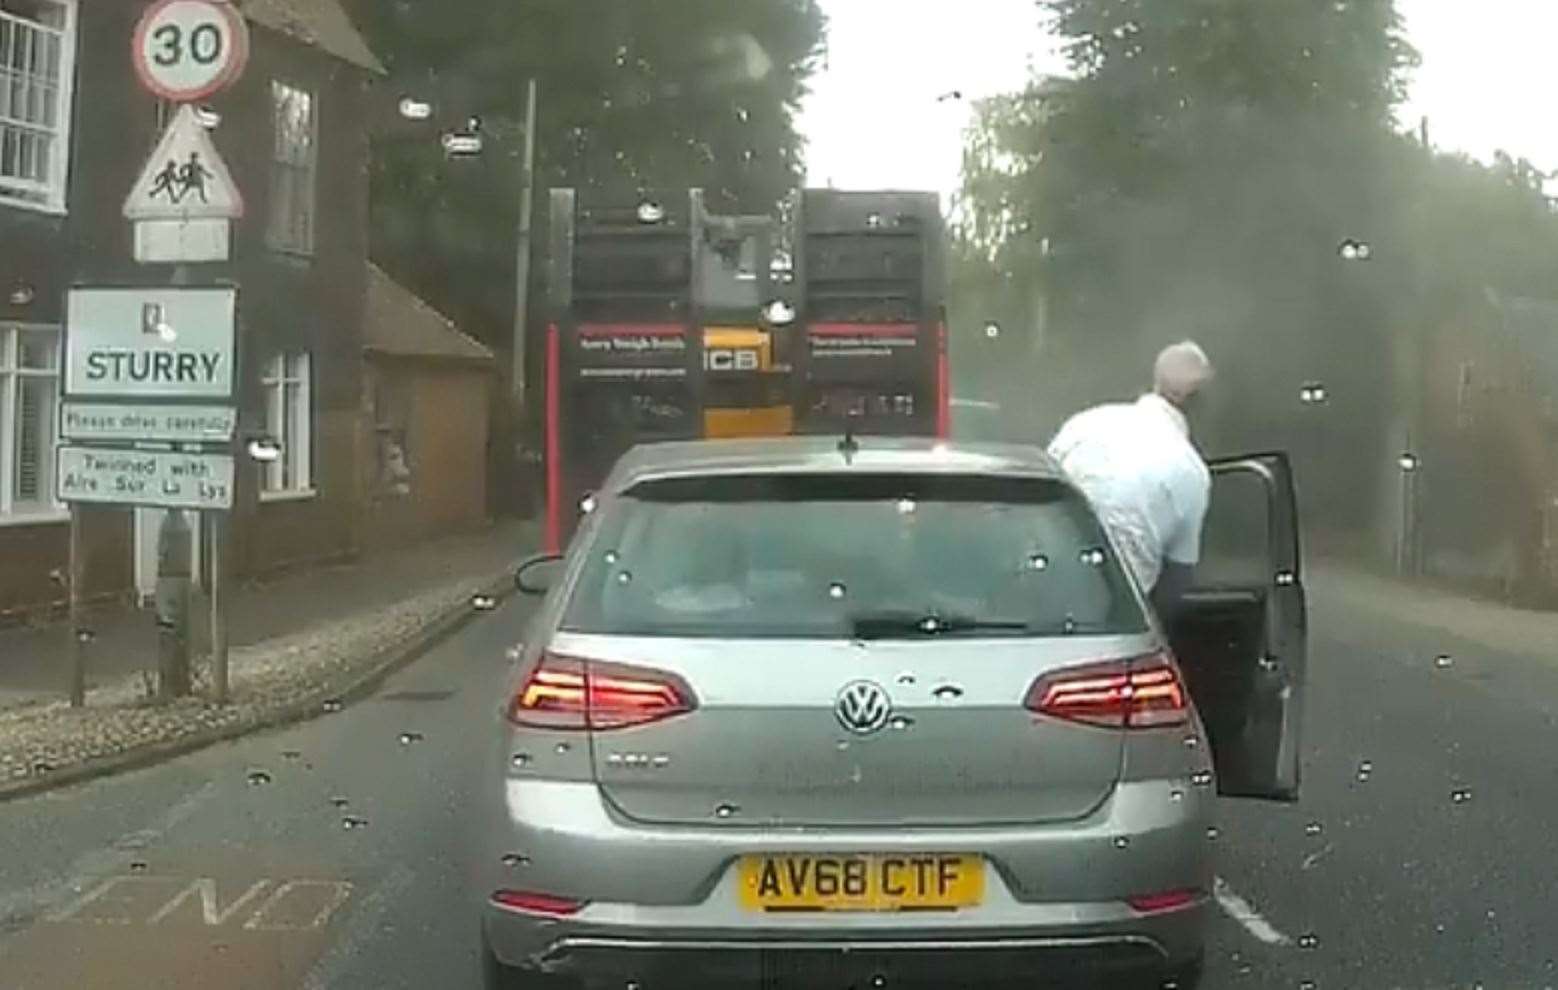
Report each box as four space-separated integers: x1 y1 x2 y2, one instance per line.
515 553 565 596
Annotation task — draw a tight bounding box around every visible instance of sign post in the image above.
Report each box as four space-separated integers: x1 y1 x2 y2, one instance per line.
56 0 249 705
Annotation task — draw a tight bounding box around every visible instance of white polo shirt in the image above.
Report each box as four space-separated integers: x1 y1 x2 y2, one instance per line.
1047 394 1211 592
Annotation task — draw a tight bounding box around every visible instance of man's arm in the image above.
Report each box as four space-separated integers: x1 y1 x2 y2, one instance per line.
1155 469 1211 621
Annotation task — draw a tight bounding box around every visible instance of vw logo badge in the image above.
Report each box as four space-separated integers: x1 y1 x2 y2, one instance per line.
835 680 892 735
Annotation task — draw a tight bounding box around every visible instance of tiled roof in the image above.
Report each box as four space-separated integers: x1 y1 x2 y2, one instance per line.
235 0 385 74
365 263 494 363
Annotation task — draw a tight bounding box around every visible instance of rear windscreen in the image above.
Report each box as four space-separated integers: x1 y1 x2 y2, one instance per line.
561 473 1148 638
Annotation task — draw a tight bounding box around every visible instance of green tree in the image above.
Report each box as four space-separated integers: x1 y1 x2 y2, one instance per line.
955 0 1423 530
346 0 826 350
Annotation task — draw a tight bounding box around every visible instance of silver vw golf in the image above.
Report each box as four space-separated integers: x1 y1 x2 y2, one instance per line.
477 437 1306 989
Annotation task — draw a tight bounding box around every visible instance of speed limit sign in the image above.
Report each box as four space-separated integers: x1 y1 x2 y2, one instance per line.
131 0 250 102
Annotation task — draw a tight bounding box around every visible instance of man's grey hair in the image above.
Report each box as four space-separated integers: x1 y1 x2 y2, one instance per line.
1153 341 1214 405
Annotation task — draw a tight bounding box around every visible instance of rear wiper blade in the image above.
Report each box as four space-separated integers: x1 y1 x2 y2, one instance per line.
847 611 1031 640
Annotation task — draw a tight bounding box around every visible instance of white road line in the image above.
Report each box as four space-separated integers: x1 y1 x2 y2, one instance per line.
1214 875 1292 947
298 864 416 990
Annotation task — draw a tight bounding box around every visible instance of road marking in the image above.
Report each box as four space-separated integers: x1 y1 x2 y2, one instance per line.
0 782 217 931
41 875 353 931
1301 842 1336 872
299 864 417 990
243 880 354 931
147 878 272 926
1214 876 1292 946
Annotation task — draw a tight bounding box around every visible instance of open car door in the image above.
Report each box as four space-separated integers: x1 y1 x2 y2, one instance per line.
1170 452 1306 802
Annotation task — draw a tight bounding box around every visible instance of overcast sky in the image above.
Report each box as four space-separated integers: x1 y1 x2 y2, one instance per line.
799 0 1558 200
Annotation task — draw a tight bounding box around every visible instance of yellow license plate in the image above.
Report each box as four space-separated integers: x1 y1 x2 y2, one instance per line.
738 854 984 912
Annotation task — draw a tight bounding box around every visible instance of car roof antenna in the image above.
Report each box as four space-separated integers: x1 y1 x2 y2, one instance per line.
838 420 860 465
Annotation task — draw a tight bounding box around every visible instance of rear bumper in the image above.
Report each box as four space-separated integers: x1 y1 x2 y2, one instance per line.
478 775 1212 985
497 927 1189 987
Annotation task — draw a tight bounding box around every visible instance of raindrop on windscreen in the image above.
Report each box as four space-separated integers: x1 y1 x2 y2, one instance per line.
735 106 750 123
500 853 531 868
828 582 847 600
604 550 619 564
281 750 301 761
714 803 739 819
1169 788 1184 802
1434 653 1454 669
1027 553 1049 572
554 742 571 755
341 816 369 830
1299 981 1317 990
1112 836 1130 850
1183 735 1199 748
322 698 343 714
246 770 271 787
1298 933 1320 950
865 212 883 228
1080 548 1107 566
1191 770 1214 787
1451 788 1473 805
511 753 532 768
1206 825 1220 841
1305 821 1324 837
896 497 917 515
1300 382 1329 404
330 796 350 809
984 321 1001 339
398 731 424 746
617 571 633 585
129 861 148 874
471 594 497 611
1356 759 1373 781
1275 570 1296 586
1398 452 1420 472
614 44 628 66
888 715 915 731
1339 238 1372 260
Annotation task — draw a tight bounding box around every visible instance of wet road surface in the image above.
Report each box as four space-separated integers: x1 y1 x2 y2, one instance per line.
2 577 1556 988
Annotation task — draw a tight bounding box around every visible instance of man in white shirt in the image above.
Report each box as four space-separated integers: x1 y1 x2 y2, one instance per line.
1047 342 1214 616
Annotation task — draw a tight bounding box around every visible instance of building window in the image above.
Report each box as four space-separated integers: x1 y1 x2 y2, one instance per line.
267 80 317 255
261 352 313 497
0 323 60 518
0 0 77 212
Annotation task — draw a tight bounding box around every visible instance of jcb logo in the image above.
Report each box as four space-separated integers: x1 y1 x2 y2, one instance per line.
704 348 760 372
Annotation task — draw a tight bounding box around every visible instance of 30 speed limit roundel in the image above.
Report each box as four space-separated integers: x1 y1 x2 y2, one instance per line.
132 0 250 103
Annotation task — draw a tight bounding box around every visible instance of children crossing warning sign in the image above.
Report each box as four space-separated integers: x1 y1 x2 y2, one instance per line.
124 105 243 222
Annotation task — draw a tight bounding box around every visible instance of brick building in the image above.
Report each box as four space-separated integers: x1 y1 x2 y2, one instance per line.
0 0 384 620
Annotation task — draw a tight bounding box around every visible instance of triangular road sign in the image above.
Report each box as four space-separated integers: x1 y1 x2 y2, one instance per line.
124 105 244 221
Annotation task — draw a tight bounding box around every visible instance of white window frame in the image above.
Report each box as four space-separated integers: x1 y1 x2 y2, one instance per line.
266 79 318 256
259 351 314 501
0 322 65 525
0 0 77 214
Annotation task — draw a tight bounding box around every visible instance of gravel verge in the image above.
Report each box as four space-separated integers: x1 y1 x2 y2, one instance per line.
0 571 512 802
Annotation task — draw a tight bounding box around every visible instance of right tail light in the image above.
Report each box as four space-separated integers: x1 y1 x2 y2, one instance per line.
1024 651 1188 729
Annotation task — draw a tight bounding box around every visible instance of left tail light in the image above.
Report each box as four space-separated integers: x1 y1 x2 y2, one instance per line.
509 651 697 730
1024 651 1189 729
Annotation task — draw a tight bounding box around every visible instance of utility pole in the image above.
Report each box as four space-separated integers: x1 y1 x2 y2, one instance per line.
512 78 538 408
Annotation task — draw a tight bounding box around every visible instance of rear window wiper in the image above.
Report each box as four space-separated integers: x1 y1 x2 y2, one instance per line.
847 611 1032 640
